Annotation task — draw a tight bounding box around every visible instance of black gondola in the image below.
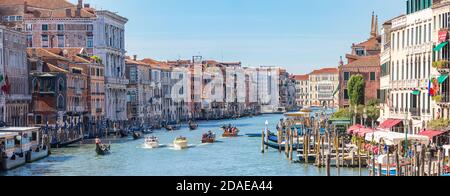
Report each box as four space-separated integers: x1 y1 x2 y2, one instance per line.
165 125 180 131
95 143 110 155
188 123 198 130
132 131 143 140
119 129 128 138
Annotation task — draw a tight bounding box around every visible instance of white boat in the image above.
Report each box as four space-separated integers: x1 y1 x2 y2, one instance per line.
144 136 159 148
173 136 188 150
0 132 26 170
0 127 49 165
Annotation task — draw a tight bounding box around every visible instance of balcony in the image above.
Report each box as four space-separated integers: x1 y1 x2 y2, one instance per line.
410 108 420 117
433 60 450 74
390 79 428 90
106 77 129 85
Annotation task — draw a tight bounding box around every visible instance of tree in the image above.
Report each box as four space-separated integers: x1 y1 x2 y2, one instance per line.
347 74 365 106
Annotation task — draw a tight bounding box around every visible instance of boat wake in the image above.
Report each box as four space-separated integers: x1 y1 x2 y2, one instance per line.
139 144 167 149
167 144 197 150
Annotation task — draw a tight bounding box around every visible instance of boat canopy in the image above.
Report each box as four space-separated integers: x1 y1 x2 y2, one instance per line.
365 131 430 146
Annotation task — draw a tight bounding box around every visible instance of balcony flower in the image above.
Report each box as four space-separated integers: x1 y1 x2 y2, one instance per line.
432 60 449 69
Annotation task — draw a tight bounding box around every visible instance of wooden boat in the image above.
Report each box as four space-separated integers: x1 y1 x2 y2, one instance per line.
202 132 216 143
0 127 49 164
165 125 181 131
144 136 159 148
189 123 198 130
95 143 111 155
173 136 188 150
221 127 239 137
132 131 143 140
264 141 303 151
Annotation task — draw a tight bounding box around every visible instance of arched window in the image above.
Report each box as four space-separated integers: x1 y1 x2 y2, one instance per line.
57 94 64 110
58 78 65 92
32 78 39 92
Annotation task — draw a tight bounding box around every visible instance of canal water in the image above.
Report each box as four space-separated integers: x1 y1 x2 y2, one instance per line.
1 114 369 176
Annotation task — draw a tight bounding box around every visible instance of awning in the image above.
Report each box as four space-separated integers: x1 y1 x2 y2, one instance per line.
365 131 430 146
438 75 449 84
419 130 446 139
347 124 364 134
353 128 377 137
434 41 449 51
379 119 403 129
412 90 420 95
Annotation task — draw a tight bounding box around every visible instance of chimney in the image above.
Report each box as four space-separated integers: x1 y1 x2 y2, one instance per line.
84 4 90 8
66 9 72 17
133 55 137 61
24 1 28 13
76 0 83 17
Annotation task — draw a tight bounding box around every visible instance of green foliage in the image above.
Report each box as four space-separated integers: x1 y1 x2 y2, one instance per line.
347 74 365 106
428 118 450 130
332 108 352 119
432 60 449 69
433 95 442 102
90 56 103 64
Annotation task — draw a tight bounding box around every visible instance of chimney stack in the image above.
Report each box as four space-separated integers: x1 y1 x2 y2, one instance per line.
76 0 83 17
84 4 90 8
24 1 28 13
133 55 137 61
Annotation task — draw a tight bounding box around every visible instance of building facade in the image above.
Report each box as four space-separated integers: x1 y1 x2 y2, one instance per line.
379 1 435 133
339 13 381 108
292 74 309 107
308 68 339 108
0 25 30 126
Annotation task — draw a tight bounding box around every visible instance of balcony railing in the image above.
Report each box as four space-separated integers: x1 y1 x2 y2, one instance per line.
410 108 420 117
106 77 129 85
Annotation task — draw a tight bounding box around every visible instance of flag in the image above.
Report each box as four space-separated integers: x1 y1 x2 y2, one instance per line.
1 75 11 94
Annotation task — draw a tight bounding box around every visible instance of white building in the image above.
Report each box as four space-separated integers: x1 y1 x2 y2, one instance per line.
292 74 309 107
308 68 339 108
380 1 435 133
94 10 128 121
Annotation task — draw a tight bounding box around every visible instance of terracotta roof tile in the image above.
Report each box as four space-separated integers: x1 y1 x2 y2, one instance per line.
292 74 309 81
310 68 338 75
344 55 380 67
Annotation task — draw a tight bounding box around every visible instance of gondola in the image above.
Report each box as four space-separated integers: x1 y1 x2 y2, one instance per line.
264 141 303 151
119 129 128 138
165 125 180 131
95 143 110 155
132 131 143 140
188 123 198 130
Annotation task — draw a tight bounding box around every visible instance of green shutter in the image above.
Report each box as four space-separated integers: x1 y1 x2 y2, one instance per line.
438 75 449 84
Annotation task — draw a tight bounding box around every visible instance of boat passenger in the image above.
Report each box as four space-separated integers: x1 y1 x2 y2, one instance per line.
95 137 101 145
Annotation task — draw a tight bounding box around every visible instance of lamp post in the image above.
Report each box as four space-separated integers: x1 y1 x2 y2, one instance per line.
363 107 368 127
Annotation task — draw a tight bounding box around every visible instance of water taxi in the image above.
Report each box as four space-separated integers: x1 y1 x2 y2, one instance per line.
0 127 49 163
0 132 25 170
173 136 188 149
144 136 159 148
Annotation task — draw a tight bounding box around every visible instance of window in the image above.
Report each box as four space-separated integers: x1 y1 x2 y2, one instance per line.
42 24 49 31
87 35 93 48
16 16 22 21
344 89 349 100
57 24 64 31
26 24 32 31
57 35 65 47
87 24 94 31
344 72 350 81
370 72 376 81
57 95 65 110
41 35 49 48
35 115 42 125
27 35 32 47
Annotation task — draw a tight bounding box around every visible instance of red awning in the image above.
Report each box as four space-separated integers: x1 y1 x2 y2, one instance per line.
347 124 364 134
379 119 402 129
419 130 446 139
354 128 376 137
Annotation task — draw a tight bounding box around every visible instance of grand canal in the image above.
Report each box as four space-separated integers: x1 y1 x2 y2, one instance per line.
1 114 369 176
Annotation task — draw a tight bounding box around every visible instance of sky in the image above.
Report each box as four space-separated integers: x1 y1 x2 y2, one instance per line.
70 0 405 74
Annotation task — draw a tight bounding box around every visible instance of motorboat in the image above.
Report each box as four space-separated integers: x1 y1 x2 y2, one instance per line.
144 136 159 148
173 136 188 150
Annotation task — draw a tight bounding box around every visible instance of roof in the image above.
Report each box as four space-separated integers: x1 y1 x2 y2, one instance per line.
309 68 338 75
353 36 381 53
125 58 150 67
0 0 97 19
292 74 309 81
344 55 380 67
0 132 18 138
141 58 172 70
47 62 69 73
0 0 73 9
0 127 40 132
